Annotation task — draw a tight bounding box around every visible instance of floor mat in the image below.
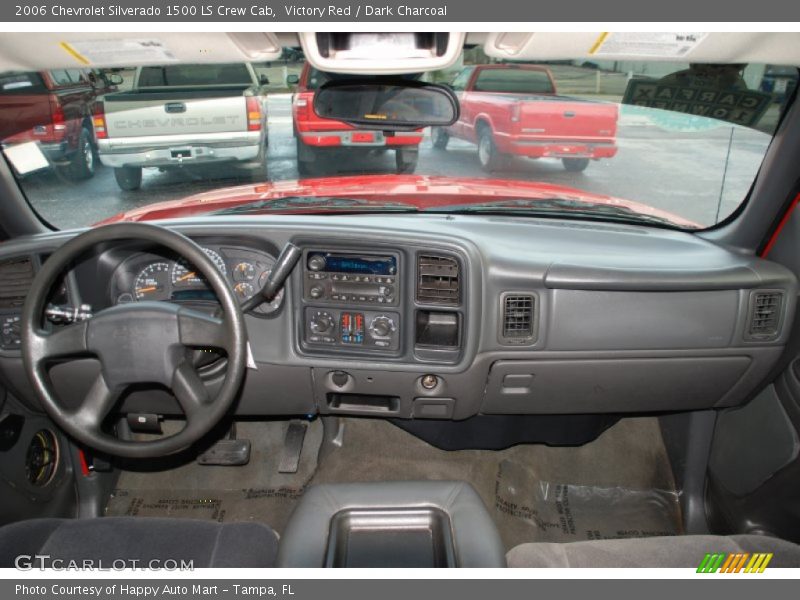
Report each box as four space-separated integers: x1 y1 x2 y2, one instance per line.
309 416 680 550
106 419 322 534
107 415 681 549
494 459 681 549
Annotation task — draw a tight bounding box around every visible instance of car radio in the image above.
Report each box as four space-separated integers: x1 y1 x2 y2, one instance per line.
302 251 399 306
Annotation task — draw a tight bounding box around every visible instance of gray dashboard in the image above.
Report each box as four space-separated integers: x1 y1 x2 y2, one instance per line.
0 213 796 420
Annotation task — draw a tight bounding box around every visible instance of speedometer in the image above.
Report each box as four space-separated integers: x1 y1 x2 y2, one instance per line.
171 248 227 287
134 262 171 301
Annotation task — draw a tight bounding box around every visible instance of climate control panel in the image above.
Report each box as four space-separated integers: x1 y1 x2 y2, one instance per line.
304 307 400 351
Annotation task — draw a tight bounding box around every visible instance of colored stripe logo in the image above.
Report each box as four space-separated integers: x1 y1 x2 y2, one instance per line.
697 552 773 573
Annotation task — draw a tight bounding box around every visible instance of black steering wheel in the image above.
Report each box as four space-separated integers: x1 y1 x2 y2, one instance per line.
21 223 248 459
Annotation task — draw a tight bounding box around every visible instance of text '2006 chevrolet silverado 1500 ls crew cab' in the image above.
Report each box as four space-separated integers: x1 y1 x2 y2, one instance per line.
93 62 268 191
433 63 619 172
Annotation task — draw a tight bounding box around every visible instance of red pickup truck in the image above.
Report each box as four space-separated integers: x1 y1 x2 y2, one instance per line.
290 64 423 176
433 64 618 172
0 69 119 180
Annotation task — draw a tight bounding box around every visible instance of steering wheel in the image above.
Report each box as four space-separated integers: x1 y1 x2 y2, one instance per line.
21 223 248 459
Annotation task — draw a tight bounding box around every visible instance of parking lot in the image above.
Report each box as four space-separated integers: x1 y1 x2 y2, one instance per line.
20 94 772 230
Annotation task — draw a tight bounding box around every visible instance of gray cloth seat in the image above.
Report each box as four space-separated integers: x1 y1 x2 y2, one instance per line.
507 534 800 568
0 517 278 568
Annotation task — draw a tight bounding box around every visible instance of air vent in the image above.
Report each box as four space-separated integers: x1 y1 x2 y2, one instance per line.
747 290 784 340
0 256 34 310
501 294 536 344
417 254 460 305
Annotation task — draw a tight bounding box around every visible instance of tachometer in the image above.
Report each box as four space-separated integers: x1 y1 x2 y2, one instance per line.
172 248 227 287
134 262 171 301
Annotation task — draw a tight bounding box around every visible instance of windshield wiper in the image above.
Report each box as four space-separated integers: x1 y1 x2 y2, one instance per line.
424 198 686 229
212 196 420 216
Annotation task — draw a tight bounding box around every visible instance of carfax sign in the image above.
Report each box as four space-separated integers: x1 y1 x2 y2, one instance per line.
622 79 772 127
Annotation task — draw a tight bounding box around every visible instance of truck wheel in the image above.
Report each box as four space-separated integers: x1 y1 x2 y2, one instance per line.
431 127 449 150
395 146 419 174
114 166 142 191
66 127 96 181
477 126 504 172
562 158 590 172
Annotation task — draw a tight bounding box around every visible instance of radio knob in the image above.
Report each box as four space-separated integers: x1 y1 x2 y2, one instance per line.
309 285 324 299
308 254 327 271
310 312 333 334
370 316 395 338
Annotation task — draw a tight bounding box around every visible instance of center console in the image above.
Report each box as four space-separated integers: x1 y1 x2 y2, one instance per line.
276 480 507 568
297 245 466 367
301 249 403 354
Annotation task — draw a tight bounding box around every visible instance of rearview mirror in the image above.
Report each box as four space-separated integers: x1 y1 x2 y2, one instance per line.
107 74 124 86
313 80 459 130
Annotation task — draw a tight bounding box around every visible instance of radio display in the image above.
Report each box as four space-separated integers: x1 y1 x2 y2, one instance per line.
316 254 397 275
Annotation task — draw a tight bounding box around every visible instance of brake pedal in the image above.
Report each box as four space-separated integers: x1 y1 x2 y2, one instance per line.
197 439 251 466
278 420 308 474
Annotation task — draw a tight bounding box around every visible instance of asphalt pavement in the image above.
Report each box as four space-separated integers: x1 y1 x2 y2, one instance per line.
19 95 772 230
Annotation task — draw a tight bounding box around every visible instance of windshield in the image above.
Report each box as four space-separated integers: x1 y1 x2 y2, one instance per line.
1 43 795 230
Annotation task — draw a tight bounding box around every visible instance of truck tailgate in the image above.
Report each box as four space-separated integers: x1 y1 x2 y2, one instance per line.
103 88 251 139
0 93 52 141
518 97 618 140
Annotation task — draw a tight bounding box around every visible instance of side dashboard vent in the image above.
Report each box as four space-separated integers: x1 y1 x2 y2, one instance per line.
0 256 34 311
747 290 784 340
417 254 460 305
501 293 536 344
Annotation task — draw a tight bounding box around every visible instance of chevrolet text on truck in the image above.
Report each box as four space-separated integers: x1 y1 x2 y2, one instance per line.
93 62 268 191
433 64 619 172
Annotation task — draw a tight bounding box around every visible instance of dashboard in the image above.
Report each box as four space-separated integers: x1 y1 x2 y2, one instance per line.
0 214 797 423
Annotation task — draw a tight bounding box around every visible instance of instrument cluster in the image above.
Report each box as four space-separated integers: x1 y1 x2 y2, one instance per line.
110 245 284 315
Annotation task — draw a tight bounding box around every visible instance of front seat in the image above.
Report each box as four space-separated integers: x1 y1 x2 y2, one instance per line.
507 534 800 568
0 517 279 568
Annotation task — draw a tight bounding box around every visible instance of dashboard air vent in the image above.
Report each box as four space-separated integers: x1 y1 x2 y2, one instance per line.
417 254 460 305
0 256 34 310
502 294 536 343
747 290 784 340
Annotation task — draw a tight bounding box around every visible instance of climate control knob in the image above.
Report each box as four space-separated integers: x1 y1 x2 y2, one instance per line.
310 312 334 334
369 315 395 338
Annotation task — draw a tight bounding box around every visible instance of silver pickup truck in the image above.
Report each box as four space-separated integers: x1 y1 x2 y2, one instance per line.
94 63 268 191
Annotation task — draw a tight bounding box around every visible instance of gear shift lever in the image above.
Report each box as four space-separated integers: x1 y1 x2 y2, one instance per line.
240 242 302 313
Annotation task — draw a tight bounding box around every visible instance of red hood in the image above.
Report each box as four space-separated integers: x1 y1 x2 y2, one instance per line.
96 175 699 228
